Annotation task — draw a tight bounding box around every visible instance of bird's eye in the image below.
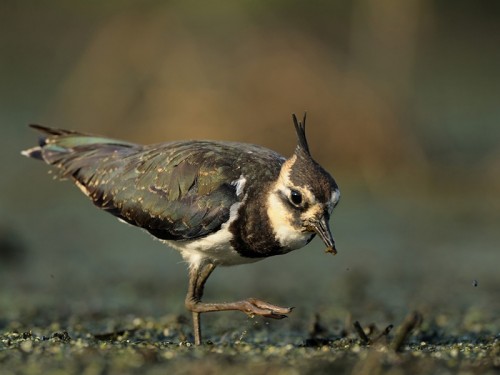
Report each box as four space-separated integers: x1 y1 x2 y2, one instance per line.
290 190 302 206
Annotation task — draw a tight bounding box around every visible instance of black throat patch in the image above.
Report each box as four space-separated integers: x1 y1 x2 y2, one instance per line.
229 188 284 258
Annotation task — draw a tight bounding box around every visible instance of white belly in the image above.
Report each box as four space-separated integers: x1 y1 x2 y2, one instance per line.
163 228 261 267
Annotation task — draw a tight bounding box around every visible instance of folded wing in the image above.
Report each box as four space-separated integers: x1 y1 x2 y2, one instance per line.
24 126 242 241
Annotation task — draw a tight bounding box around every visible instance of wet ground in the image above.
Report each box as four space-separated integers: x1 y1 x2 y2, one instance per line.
1 302 499 374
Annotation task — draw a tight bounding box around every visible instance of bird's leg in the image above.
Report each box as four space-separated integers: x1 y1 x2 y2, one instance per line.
186 260 216 345
185 260 293 345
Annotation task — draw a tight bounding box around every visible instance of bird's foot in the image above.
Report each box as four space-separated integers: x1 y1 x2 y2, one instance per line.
241 298 294 319
186 299 294 345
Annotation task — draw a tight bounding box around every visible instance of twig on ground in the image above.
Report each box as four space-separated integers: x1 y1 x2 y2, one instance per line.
353 320 370 344
372 324 394 344
390 311 423 352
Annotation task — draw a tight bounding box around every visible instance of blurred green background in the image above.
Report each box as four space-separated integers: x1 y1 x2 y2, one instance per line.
1 0 499 336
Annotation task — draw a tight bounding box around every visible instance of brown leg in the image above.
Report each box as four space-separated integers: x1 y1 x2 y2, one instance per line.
187 261 216 345
185 260 294 345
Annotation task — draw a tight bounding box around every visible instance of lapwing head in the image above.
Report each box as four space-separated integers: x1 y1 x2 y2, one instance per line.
267 113 340 254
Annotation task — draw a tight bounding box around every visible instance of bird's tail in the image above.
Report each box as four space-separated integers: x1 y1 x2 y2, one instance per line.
22 124 137 161
21 124 138 179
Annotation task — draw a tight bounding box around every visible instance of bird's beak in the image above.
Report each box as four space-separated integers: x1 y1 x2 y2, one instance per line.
309 215 337 255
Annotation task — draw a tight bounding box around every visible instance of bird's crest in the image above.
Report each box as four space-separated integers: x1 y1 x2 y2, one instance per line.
292 113 310 155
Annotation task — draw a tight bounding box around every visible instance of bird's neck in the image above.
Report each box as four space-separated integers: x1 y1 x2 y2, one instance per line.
229 183 311 258
229 186 281 258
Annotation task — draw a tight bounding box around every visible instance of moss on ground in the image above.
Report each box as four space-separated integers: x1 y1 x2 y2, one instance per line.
1 309 499 374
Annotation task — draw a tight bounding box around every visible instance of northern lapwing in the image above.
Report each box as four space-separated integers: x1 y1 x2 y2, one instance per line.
22 114 340 345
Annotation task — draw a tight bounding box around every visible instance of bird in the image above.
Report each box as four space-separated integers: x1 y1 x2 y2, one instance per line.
22 113 340 345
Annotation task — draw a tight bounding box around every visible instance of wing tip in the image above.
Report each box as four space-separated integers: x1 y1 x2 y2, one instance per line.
21 146 43 160
28 124 75 136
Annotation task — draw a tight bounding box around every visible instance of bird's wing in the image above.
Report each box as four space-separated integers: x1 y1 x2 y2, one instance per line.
24 126 267 240
95 141 243 240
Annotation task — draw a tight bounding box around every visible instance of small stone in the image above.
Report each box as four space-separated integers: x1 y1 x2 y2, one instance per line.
20 340 33 352
133 318 144 327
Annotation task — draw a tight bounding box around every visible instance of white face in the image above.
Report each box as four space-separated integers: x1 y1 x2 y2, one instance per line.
266 155 338 250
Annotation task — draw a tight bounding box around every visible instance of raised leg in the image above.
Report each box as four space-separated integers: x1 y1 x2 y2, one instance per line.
185 260 294 345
